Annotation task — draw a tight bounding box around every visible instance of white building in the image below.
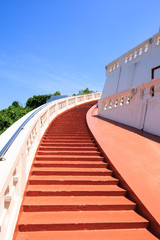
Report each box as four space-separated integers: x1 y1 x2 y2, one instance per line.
98 31 160 136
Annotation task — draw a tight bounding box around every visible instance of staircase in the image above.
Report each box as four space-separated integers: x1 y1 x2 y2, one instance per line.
14 101 158 240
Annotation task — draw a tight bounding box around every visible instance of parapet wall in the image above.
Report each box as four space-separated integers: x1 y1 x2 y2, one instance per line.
102 32 160 98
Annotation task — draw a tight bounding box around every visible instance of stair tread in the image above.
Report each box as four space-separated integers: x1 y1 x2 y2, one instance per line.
44 137 93 139
37 152 100 156
41 143 96 146
35 157 104 162
19 210 148 225
42 139 94 142
45 134 91 135
16 229 159 240
23 196 135 207
39 147 98 150
37 151 100 153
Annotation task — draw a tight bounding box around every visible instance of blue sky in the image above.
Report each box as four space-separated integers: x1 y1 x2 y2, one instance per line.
0 0 160 110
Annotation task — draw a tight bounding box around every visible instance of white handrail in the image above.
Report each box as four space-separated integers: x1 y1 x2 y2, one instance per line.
0 92 101 240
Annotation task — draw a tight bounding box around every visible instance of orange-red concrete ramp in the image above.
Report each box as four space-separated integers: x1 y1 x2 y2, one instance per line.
13 102 158 240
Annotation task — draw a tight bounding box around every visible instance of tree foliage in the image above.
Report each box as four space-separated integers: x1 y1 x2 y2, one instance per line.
0 92 61 134
53 91 61 96
26 94 53 109
72 88 94 96
0 103 31 134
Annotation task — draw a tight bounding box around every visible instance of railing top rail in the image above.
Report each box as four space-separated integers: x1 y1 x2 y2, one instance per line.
101 77 160 101
0 104 47 160
140 76 160 89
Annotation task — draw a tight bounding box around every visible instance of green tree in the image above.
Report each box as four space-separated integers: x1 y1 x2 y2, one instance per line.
72 88 94 96
26 94 53 109
53 91 61 96
0 94 55 134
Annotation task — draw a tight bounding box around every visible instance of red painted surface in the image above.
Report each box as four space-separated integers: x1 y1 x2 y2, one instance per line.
13 101 159 240
87 104 160 238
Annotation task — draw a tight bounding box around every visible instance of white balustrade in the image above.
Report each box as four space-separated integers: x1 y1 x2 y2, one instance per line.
101 88 131 110
68 98 76 105
77 96 85 102
49 104 56 116
85 94 92 100
0 92 101 240
108 60 120 72
101 77 160 111
105 32 160 83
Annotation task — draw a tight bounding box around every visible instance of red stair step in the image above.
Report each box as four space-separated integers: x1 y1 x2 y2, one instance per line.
23 196 136 212
15 229 159 240
26 184 126 196
41 140 95 143
35 155 104 161
18 210 148 232
33 161 107 168
29 175 119 185
39 146 98 151
43 136 93 139
40 142 96 147
31 167 112 176
37 150 101 156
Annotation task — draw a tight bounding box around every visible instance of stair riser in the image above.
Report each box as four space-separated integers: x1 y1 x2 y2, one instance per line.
19 222 148 232
44 134 92 136
46 130 90 133
33 164 107 168
26 191 126 197
40 143 96 147
37 152 101 156
46 133 91 135
43 137 93 140
23 205 135 212
35 157 104 161
31 171 112 176
39 148 98 151
41 140 95 143
29 180 118 185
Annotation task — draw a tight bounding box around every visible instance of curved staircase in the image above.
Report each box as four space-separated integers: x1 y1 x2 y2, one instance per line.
13 101 158 240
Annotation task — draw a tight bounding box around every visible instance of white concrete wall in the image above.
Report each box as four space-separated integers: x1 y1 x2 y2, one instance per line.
98 98 146 130
143 95 160 136
99 78 160 136
99 86 147 130
102 32 160 98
